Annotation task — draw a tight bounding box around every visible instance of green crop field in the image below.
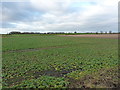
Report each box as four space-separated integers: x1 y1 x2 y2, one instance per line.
2 34 118 88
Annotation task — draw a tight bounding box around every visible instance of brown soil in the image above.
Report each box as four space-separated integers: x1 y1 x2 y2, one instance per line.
59 34 119 39
4 67 80 87
3 45 68 53
3 67 119 88
68 67 119 88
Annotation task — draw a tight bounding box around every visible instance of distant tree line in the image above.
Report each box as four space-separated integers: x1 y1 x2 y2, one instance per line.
8 31 119 35
8 31 65 35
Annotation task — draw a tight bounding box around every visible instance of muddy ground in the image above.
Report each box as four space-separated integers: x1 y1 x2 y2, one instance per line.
68 67 119 88
3 67 119 88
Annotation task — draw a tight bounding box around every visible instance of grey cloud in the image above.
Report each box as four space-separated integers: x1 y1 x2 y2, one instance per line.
1 0 118 34
2 2 44 22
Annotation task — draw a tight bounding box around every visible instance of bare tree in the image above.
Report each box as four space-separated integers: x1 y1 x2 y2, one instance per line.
96 32 98 34
74 31 77 33
105 31 107 34
109 31 112 34
100 31 103 34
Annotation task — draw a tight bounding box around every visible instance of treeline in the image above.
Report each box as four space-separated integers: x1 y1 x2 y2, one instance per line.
8 31 119 35
8 31 65 34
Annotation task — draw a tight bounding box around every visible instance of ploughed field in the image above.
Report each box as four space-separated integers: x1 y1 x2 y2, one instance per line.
2 34 119 88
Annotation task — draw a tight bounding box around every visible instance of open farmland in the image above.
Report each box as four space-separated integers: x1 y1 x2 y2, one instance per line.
59 34 119 39
2 34 119 88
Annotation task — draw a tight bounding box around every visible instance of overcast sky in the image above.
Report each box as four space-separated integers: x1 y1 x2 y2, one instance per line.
0 0 119 34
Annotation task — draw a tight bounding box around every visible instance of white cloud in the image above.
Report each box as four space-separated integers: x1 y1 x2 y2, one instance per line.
30 0 72 15
1 0 119 34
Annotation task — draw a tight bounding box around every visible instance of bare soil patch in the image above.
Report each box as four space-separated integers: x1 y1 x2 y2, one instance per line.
59 34 119 39
4 67 80 87
4 67 118 88
3 45 68 53
3 43 92 53
68 67 119 88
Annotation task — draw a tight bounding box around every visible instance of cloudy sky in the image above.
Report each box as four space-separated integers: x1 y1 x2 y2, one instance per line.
0 0 119 34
